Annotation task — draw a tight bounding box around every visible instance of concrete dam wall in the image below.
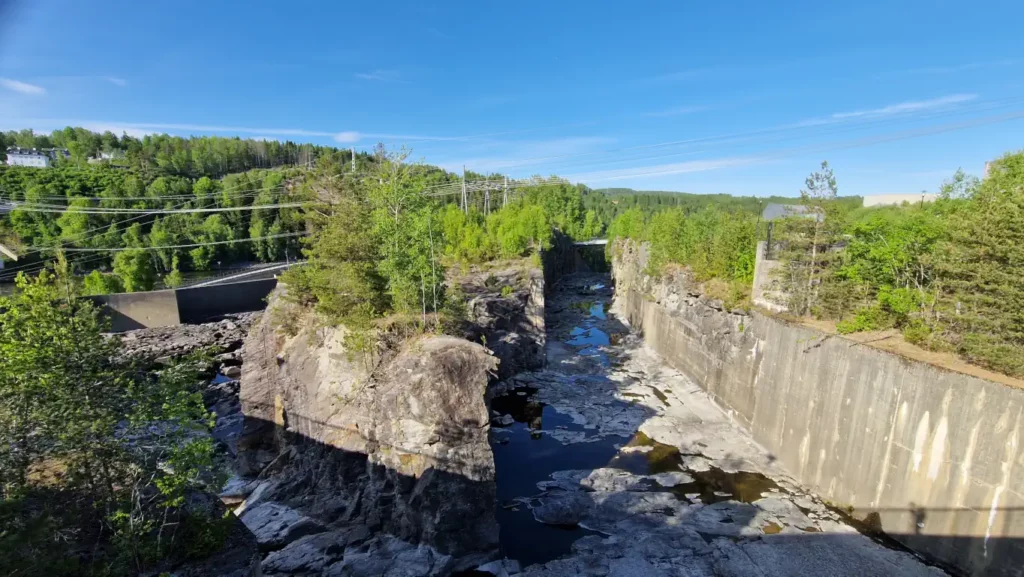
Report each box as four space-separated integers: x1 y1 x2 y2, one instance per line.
611 241 1024 576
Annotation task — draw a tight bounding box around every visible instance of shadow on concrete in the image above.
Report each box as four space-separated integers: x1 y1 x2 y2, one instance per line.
542 231 609 291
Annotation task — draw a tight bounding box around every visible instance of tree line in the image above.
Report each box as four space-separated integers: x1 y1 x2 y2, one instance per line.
0 164 309 292
282 147 603 347
2 127 351 179
587 186 861 224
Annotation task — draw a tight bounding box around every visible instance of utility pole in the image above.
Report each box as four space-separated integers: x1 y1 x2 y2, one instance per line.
484 177 490 215
351 147 356 171
461 165 468 214
503 176 508 207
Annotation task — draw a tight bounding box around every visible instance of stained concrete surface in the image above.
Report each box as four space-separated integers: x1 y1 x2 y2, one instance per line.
487 273 948 576
612 241 1024 576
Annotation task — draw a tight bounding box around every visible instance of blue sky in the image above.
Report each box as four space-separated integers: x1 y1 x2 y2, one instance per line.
0 0 1022 197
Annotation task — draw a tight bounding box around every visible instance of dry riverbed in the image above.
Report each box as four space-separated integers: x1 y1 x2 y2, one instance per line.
484 273 949 577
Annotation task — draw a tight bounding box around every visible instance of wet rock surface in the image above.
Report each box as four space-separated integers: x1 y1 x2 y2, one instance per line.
486 273 948 576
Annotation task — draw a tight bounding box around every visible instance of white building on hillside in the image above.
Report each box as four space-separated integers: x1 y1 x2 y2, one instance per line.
5 147 52 167
862 193 937 207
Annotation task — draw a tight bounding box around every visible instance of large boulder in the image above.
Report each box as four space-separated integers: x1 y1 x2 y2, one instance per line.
238 294 500 565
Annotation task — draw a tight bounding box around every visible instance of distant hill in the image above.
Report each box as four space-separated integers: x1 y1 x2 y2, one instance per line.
584 187 862 222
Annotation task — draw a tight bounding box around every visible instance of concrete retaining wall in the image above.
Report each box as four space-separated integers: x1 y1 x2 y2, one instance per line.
612 241 1024 577
86 289 181 332
176 279 277 324
541 232 608 292
89 279 277 331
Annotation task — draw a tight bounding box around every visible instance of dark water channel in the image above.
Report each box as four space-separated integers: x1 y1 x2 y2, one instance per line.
488 275 784 567
491 390 621 566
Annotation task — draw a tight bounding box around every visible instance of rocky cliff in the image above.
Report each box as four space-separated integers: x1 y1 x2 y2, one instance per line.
461 266 545 379
236 294 501 574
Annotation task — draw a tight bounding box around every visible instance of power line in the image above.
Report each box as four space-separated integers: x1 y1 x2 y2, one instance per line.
39 232 307 253
0 185 288 203
7 201 313 215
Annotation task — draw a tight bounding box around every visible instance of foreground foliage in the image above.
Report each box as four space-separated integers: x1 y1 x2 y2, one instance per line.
0 269 226 575
770 154 1024 376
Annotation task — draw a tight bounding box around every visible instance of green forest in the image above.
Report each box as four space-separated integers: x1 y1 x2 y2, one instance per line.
586 187 862 223
0 128 471 292
609 154 1024 378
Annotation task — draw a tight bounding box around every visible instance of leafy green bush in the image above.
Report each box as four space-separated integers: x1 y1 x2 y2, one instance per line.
836 306 888 334
81 269 124 295
0 270 225 575
901 319 933 346
612 206 756 284
486 202 553 258
607 207 646 242
772 154 1024 377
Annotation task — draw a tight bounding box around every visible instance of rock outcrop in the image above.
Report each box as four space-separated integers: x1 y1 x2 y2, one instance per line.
461 267 545 379
237 294 501 572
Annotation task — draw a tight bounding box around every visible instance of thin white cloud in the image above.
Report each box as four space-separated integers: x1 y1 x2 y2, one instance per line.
796 94 978 127
567 156 763 183
830 94 977 120
0 78 45 96
426 27 453 40
77 123 152 138
334 131 361 143
354 69 408 83
646 68 714 84
644 105 710 118
105 76 128 87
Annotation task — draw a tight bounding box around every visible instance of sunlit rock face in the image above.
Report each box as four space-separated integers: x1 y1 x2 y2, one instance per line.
237 293 500 572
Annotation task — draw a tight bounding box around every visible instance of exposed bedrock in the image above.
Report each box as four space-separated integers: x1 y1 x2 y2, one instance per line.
236 294 501 573
462 266 546 380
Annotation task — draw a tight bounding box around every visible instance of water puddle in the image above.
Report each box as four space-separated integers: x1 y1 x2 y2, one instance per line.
589 302 606 320
566 326 609 347
605 432 684 474
211 373 235 384
669 468 781 505
762 521 783 534
601 432 781 505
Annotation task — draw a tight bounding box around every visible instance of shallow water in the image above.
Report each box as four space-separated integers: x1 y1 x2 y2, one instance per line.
566 326 609 347
490 273 785 566
491 388 624 565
